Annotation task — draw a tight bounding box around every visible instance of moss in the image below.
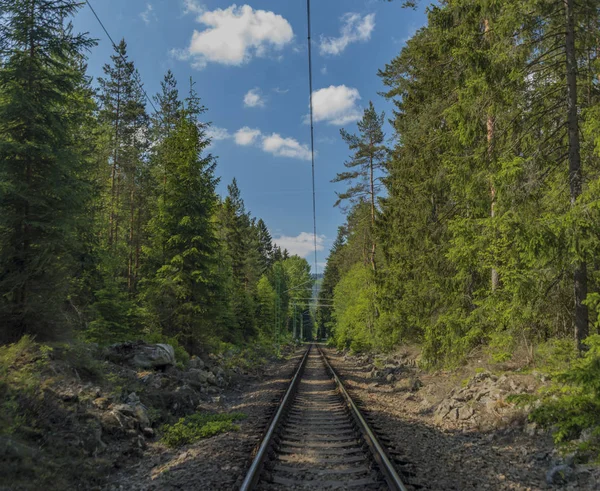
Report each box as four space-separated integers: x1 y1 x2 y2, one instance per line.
160 412 246 448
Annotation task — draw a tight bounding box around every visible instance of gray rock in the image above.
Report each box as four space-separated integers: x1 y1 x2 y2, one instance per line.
112 402 150 427
189 356 205 369
546 464 574 485
132 344 175 369
187 368 209 385
386 373 395 383
106 341 175 369
207 371 217 385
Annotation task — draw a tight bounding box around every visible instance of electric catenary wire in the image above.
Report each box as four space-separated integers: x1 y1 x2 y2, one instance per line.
306 0 319 283
85 0 158 115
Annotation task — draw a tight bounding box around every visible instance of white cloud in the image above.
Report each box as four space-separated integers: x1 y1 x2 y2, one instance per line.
319 13 375 56
321 65 327 75
273 232 325 258
273 87 289 94
244 87 266 108
177 5 294 69
310 85 362 125
262 133 311 160
235 126 262 146
140 3 156 25
206 126 231 141
183 0 204 16
205 125 311 160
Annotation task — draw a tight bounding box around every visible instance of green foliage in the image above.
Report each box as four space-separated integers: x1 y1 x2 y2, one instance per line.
0 0 96 342
160 412 246 447
0 336 46 435
332 263 377 352
513 336 600 457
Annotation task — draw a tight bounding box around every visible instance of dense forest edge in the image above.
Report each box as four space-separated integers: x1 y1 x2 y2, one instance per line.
3 0 600 486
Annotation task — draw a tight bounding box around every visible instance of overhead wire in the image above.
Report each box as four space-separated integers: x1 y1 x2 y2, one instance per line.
306 0 319 284
84 0 158 115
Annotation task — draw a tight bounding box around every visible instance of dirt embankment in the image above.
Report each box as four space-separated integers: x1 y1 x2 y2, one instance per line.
324 347 600 490
0 340 304 491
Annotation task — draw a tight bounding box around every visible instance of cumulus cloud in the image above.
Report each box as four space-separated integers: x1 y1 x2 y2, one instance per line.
244 88 266 108
234 127 261 146
205 125 311 160
273 232 325 258
262 133 311 160
310 85 362 125
206 126 231 141
140 3 156 25
176 5 294 69
319 13 375 55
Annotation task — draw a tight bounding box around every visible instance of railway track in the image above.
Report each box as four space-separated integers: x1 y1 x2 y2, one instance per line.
240 344 407 490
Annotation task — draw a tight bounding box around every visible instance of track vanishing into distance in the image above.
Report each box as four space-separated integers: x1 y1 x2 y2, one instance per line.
240 345 408 491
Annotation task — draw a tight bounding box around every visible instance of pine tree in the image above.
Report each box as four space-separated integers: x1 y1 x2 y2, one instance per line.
332 101 386 270
0 0 95 342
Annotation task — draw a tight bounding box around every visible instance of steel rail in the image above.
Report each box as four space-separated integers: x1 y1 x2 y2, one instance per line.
239 345 311 491
317 345 408 491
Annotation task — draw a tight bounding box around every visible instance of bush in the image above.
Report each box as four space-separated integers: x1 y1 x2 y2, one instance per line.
525 335 600 457
160 412 246 447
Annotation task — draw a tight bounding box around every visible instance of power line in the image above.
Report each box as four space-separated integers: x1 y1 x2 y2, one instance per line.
85 0 158 115
306 0 319 282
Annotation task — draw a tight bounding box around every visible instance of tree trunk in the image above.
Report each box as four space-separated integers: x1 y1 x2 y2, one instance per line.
128 186 135 292
565 0 589 350
484 18 499 292
109 80 121 247
369 150 377 273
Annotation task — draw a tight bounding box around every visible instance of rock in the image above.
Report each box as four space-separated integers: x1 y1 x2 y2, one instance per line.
386 373 395 383
546 464 574 485
186 368 209 386
457 406 475 420
189 355 205 369
410 378 423 392
93 396 111 410
111 401 150 428
126 392 140 404
106 341 175 369
142 427 155 438
213 366 225 379
132 344 175 369
206 371 217 385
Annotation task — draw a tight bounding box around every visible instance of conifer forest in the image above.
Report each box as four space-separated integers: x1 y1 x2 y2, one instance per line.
4 0 600 489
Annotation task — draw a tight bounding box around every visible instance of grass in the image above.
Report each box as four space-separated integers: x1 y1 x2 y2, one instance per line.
160 412 246 447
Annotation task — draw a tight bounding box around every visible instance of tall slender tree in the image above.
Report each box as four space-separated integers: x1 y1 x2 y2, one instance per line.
332 101 386 271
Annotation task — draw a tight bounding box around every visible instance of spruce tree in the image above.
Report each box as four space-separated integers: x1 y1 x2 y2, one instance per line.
0 0 95 341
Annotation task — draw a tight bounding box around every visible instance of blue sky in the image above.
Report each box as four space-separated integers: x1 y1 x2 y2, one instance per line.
74 0 426 273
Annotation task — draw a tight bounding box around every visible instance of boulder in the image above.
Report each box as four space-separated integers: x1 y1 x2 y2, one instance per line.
186 368 209 387
132 344 175 369
189 356 205 370
106 341 175 369
546 464 574 485
206 371 217 385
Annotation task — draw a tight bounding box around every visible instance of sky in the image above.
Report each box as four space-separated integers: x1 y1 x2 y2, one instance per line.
73 0 427 274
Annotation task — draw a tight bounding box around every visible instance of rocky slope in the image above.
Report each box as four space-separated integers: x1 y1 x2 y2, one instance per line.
325 347 600 490
0 339 299 491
